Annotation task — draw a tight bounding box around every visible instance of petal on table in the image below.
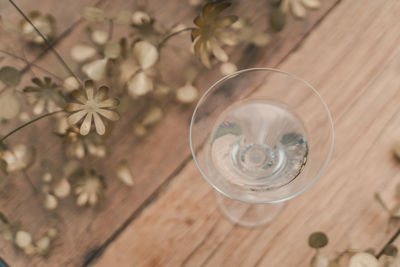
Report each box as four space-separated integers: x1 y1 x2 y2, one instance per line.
291 0 306 18
71 90 87 104
133 41 158 70
302 0 320 9
127 72 153 97
97 109 120 121
67 110 87 125
93 112 105 135
80 111 93 135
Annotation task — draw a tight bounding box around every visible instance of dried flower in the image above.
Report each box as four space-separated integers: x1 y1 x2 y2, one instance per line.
19 11 55 45
191 2 238 68
36 236 51 256
91 30 109 45
280 0 321 19
74 171 105 206
53 178 71 198
0 144 35 173
44 194 58 210
115 160 134 186
23 77 65 115
0 91 21 120
15 231 32 249
66 80 120 135
219 62 237 76
132 11 151 26
60 127 107 158
231 18 270 47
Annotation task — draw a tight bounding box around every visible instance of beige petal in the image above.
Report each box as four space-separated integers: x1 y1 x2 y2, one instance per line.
91 30 108 45
131 11 151 25
215 15 238 28
53 178 71 198
210 39 228 62
97 98 119 108
291 0 306 18
33 98 45 115
209 2 231 20
71 90 87 104
348 253 378 267
215 31 238 46
310 253 328 267
127 72 153 97
65 103 85 112
44 194 58 210
176 84 198 103
15 231 32 249
302 0 320 9
95 86 109 101
199 43 211 68
193 37 202 55
220 62 237 76
67 110 87 125
80 112 93 135
115 160 134 186
70 44 97 62
142 106 163 126
133 41 158 70
0 92 21 120
76 192 89 206
104 40 121 59
82 58 108 81
96 109 120 121
202 3 213 20
93 112 106 135
89 193 98 206
63 76 80 93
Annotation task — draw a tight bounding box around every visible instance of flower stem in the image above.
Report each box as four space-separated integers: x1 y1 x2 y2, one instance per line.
0 110 65 143
158 27 196 50
8 0 82 85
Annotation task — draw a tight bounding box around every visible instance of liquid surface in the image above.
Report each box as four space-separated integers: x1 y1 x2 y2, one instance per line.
208 101 308 191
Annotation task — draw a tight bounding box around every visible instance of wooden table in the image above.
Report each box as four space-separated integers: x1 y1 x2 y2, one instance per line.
1 0 400 266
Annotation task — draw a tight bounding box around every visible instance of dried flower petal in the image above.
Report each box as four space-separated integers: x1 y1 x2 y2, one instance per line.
15 231 32 249
311 253 328 267
82 58 108 81
115 160 134 186
36 236 51 256
63 76 80 93
0 91 21 120
71 44 97 63
132 11 151 25
302 0 321 9
176 84 198 103
127 71 153 98
53 178 71 198
142 106 163 126
290 0 306 18
349 253 378 267
81 7 105 22
20 12 55 45
133 41 158 70
23 243 37 256
0 66 21 86
44 194 58 210
74 172 105 207
104 40 121 59
220 62 237 76
91 30 109 45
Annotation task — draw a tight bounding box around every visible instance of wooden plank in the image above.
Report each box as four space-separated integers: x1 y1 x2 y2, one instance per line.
92 0 400 266
0 0 338 266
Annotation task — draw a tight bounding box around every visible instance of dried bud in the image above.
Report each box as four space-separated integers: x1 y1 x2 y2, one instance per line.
132 11 151 25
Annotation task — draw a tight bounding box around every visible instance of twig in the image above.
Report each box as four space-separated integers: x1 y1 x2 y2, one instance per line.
8 0 82 85
0 110 65 143
158 27 196 50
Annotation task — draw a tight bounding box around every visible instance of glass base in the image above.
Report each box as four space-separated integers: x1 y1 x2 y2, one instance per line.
215 192 284 227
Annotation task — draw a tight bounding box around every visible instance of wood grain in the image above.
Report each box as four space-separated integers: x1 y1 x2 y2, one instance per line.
93 0 400 266
0 0 340 266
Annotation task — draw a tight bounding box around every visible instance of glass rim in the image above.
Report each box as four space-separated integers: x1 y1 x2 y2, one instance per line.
189 67 335 204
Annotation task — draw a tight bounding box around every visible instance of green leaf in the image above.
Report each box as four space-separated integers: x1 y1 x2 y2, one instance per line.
81 7 105 22
0 66 21 86
269 9 286 32
309 232 328 249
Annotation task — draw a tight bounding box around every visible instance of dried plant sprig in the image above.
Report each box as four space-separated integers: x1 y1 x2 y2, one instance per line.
66 80 120 135
191 1 238 68
74 170 105 207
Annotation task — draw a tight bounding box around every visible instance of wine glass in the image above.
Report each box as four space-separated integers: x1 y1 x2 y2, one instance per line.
189 68 334 227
